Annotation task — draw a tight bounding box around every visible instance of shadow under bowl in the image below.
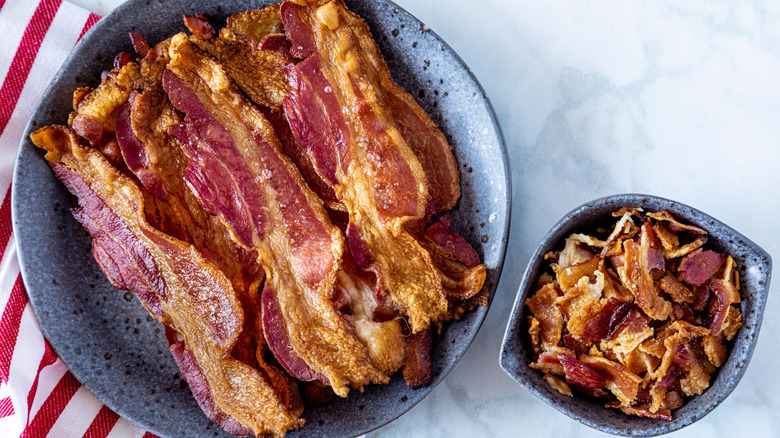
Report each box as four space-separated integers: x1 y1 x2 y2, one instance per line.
499 193 771 436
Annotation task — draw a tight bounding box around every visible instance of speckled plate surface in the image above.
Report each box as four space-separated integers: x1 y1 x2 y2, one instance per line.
500 194 770 437
12 0 509 437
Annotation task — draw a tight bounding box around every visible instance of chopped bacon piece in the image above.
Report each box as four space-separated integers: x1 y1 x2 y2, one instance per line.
707 279 733 336
555 255 600 293
529 350 565 376
647 210 707 234
607 401 672 421
544 374 573 397
580 355 642 406
620 238 671 320
721 305 743 341
680 250 724 286
660 272 693 303
559 354 609 399
525 283 563 349
581 298 630 341
555 272 607 339
702 335 727 367
602 309 653 361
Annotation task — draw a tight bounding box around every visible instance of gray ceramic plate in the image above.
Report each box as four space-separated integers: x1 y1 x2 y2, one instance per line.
12 0 509 437
500 194 770 436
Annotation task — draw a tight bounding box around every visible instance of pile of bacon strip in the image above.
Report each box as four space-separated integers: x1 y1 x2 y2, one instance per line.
30 1 489 436
525 208 742 420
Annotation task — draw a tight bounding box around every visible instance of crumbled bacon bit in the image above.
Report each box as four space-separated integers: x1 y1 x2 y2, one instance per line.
525 208 742 420
680 250 724 286
559 354 609 398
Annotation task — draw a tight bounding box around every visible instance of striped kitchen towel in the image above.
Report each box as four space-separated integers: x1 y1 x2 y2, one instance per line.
0 0 159 436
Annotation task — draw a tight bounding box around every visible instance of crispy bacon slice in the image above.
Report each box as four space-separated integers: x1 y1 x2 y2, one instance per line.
282 1 451 332
164 34 386 396
30 126 302 438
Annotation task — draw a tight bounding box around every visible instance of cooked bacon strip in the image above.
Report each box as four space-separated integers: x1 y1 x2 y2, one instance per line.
314 0 461 212
30 126 301 438
282 18 448 331
113 48 276 371
164 34 386 396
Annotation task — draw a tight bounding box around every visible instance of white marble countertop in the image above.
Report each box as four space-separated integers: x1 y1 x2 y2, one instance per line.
67 0 780 437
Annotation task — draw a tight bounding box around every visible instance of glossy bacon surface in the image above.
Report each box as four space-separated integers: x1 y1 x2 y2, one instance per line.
30 126 301 437
282 0 451 332
164 34 386 396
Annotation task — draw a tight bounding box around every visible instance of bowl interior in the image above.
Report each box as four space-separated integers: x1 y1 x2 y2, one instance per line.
499 193 771 437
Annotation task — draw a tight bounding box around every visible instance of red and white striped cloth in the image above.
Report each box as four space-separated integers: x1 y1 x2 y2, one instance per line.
0 0 159 436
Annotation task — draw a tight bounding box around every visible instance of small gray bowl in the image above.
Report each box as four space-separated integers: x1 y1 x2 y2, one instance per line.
499 193 771 436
